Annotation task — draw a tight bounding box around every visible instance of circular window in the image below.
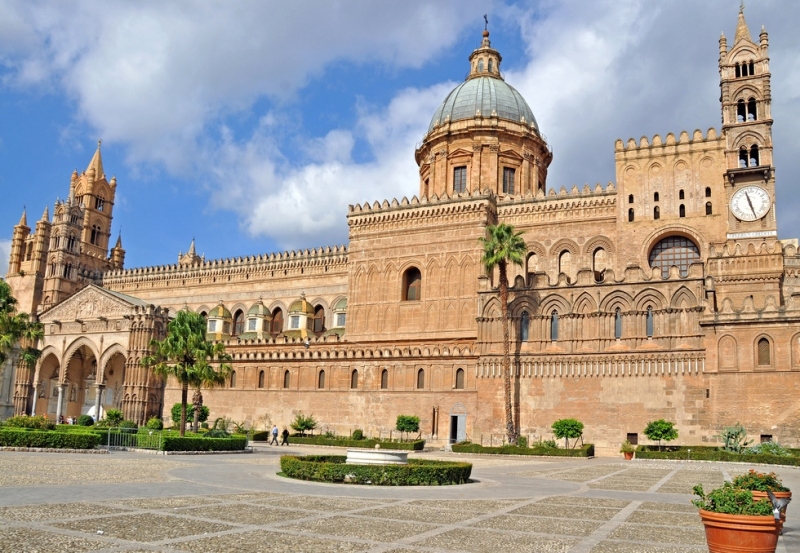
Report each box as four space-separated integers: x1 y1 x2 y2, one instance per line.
649 236 700 278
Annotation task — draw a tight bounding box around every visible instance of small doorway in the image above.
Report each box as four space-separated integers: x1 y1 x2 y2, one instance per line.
449 402 467 444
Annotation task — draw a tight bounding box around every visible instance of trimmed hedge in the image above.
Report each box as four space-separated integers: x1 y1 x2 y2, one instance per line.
451 442 594 457
635 445 800 466
0 429 100 449
280 455 472 485
280 435 426 450
160 435 247 452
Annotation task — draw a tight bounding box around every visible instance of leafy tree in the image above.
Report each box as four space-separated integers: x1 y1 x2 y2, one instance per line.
644 419 678 450
0 280 43 392
170 403 209 426
142 310 231 437
479 223 526 443
290 413 317 436
551 418 584 449
396 415 420 441
146 417 164 430
188 362 230 432
105 409 124 427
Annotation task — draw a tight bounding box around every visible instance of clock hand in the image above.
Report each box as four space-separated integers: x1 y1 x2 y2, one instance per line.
745 192 757 218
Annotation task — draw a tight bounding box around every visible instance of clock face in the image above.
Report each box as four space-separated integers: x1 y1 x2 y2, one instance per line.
730 185 771 222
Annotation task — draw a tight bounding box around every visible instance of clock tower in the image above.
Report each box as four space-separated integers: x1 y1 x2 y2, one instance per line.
719 7 776 239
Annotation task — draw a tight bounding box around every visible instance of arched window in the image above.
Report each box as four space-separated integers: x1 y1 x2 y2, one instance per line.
646 307 654 337
737 99 746 122
757 337 771 366
350 369 359 389
649 236 701 278
679 204 686 218
614 308 623 339
748 61 755 75
25 242 33 261
403 267 422 301
271 308 283 335
283 370 290 389
313 306 325 333
742 62 749 77
593 247 606 282
520 311 529 341
739 148 748 168
230 371 236 388
550 310 559 341
654 192 659 202
750 145 759 167
95 195 105 211
318 370 325 389
527 252 539 275
455 368 465 390
705 202 713 215
654 206 660 220
628 194 634 204
416 368 425 389
477 59 484 72
558 250 571 279
747 98 757 121
679 189 685 200
67 235 76 251
488 58 493 72
232 310 244 336
705 187 711 198
628 208 634 222
199 311 208 319
381 369 388 390
90 225 100 245
258 370 265 389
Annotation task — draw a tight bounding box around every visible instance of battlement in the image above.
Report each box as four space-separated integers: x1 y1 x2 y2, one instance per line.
615 128 723 154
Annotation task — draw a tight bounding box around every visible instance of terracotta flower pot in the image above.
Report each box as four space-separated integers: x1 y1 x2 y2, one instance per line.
751 490 791 521
698 509 781 553
623 451 633 460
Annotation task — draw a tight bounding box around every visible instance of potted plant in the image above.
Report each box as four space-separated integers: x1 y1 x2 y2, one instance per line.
693 482 781 553
731 470 791 520
620 440 635 460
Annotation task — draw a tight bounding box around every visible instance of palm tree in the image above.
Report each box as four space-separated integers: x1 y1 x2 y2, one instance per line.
479 223 527 443
0 281 43 391
188 362 230 432
141 309 231 437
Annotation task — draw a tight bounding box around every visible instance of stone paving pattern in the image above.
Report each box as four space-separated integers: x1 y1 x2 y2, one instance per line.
0 445 797 552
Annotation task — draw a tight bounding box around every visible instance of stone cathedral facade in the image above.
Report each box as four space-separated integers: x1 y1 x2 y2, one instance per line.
3 10 800 453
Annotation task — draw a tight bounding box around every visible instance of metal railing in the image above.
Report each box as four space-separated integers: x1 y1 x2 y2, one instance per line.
103 428 162 450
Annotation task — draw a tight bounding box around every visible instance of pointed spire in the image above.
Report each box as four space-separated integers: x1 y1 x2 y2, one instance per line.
40 206 49 222
734 3 752 44
114 233 123 249
187 237 196 256
86 139 105 180
18 208 27 227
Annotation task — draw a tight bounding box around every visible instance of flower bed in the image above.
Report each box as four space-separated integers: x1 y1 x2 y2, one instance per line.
255 433 425 451
0 428 100 449
451 442 594 457
635 445 800 466
280 455 471 485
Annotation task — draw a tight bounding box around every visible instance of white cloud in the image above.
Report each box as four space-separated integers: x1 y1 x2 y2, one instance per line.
0 239 10 277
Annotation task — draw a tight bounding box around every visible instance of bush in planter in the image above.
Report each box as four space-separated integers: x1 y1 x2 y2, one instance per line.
731 470 789 492
620 441 635 454
693 482 773 516
3 415 55 430
77 414 95 426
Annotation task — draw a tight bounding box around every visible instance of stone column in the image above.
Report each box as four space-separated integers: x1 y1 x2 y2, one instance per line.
55 384 65 423
93 384 105 421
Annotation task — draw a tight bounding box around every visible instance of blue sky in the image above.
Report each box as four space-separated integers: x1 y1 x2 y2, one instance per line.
2 0 800 275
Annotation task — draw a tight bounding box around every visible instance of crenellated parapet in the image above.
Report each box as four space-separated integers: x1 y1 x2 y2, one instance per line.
615 128 723 155
100 245 349 288
497 182 616 224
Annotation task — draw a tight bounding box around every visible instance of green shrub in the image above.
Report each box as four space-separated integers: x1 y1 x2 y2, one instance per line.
718 422 753 453
280 455 472 486
146 417 164 430
747 441 790 457
170 403 210 425
551 418 584 449
692 482 773 516
351 429 364 440
119 420 137 429
643 419 677 448
77 415 95 427
451 442 594 457
730 469 789 492
396 415 420 441
0 428 100 449
105 409 124 426
634 445 800 466
287 435 426 450
290 413 318 436
160 435 247 452
252 430 270 441
3 415 55 430
205 429 230 438
540 439 558 449
516 436 528 448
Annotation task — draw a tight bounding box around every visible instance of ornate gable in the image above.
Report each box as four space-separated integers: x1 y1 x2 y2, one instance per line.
39 285 145 323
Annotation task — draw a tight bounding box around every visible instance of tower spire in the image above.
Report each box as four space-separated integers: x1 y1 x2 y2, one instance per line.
40 206 49 222
86 139 105 179
734 3 752 44
18 208 27 227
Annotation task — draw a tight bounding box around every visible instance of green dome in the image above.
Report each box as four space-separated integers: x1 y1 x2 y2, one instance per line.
247 301 271 317
289 298 315 315
208 303 231 319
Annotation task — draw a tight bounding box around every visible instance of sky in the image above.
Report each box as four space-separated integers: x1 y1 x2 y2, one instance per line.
2 0 800 277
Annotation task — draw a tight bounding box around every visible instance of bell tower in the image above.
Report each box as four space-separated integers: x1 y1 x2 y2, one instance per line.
719 7 776 239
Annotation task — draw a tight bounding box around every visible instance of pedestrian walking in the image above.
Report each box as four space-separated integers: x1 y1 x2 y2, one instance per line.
270 424 279 445
281 428 289 445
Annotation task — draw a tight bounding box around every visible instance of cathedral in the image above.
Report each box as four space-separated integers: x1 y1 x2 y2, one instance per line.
3 10 799 453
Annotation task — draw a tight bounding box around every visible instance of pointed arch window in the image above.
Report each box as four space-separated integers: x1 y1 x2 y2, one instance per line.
318 370 325 389
283 370 290 389
230 370 236 388
747 98 757 121
654 206 660 220
749 61 755 75
706 202 713 215
455 368 465 389
271 308 283 335
679 204 686 218
25 242 33 261
593 247 607 282
550 310 559 341
313 306 325 333
350 369 359 389
95 195 105 212
750 145 760 167
232 310 244 336
737 99 746 122
258 370 265 389
417 368 425 389
757 337 771 366
403 267 422 301
614 308 623 339
646 307 654 337
739 148 748 168
558 250 571 279
520 311 529 341
381 369 388 390
735 63 741 78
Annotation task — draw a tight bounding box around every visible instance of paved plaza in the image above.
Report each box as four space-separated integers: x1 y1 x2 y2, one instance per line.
0 446 797 552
